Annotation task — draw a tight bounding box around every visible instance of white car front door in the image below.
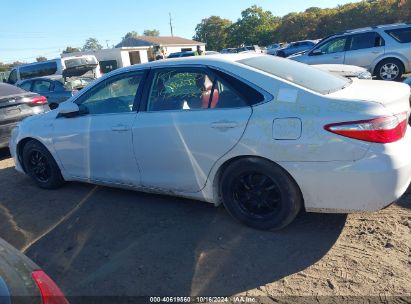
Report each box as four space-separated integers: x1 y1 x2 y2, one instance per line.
52 71 146 185
133 67 258 193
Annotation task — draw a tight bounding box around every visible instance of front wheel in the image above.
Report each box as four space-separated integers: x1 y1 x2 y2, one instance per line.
22 140 65 189
374 59 404 81
220 158 302 230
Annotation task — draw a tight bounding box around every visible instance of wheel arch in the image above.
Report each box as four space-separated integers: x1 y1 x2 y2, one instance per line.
211 155 305 208
371 56 406 75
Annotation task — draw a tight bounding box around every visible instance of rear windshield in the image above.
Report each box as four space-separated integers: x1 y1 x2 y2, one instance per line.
63 57 98 68
238 56 351 94
385 27 411 43
0 83 27 97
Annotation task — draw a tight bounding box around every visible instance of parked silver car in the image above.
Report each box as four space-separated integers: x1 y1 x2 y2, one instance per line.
289 23 411 81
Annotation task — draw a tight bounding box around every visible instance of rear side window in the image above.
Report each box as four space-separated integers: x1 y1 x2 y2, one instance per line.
211 69 265 106
348 32 385 50
32 80 52 92
20 62 58 80
385 27 411 43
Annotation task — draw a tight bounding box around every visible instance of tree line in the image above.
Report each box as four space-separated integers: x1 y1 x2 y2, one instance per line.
193 0 411 51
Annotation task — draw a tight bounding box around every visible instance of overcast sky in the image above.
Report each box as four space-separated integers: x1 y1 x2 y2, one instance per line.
0 0 360 63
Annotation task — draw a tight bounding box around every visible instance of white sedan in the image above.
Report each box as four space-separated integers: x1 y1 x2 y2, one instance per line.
9 54 411 230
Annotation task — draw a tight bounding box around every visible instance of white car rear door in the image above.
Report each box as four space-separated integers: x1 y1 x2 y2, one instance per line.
132 67 257 193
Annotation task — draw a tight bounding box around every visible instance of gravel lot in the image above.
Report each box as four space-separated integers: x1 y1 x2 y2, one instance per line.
0 147 410 303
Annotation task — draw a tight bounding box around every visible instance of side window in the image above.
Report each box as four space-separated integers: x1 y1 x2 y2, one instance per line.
8 69 17 84
19 81 32 91
385 27 411 43
53 81 66 92
20 62 58 80
348 32 384 51
211 69 265 107
147 69 214 111
32 80 51 92
317 37 347 54
76 72 144 115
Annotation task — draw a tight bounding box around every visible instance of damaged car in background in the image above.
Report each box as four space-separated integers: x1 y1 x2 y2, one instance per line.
17 56 99 109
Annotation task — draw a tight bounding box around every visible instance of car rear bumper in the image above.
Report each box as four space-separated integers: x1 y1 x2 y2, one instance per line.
0 122 19 148
281 131 411 213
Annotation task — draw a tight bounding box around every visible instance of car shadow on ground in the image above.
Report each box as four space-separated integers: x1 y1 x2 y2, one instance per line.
395 184 411 210
0 163 347 299
0 148 10 161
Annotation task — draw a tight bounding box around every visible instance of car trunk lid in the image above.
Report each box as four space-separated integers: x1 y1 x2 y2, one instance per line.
328 79 411 115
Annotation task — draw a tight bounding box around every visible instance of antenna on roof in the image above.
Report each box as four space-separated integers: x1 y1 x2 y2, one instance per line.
169 13 174 37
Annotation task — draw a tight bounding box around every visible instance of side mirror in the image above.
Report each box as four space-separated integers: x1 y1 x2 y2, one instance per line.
310 49 323 56
57 101 80 117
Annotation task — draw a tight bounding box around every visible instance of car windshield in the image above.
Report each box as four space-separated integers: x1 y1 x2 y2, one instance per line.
238 56 351 94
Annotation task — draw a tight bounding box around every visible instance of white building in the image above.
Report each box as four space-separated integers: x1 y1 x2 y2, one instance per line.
61 36 206 74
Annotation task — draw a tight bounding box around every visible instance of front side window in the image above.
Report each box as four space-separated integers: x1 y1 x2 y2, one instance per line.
317 37 347 54
32 80 51 92
76 72 144 115
385 27 411 43
348 32 384 51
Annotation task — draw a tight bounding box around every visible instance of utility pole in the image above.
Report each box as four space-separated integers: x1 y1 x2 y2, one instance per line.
169 13 174 37
105 40 110 48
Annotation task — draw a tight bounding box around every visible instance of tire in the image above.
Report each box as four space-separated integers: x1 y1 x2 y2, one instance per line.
220 158 302 230
276 51 286 58
22 140 65 189
374 58 404 81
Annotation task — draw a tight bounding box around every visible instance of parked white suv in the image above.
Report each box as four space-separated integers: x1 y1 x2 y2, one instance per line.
6 55 101 85
289 23 411 81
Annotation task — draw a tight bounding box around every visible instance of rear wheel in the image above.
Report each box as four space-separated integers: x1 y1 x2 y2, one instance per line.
220 158 302 230
375 58 404 81
22 140 65 189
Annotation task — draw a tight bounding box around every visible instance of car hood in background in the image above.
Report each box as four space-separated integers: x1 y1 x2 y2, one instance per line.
313 64 372 79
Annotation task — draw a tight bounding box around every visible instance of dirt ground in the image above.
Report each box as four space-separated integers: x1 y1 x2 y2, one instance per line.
0 148 410 303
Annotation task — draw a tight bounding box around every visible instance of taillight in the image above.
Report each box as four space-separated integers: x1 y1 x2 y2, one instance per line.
31 270 69 304
324 112 408 143
30 96 48 105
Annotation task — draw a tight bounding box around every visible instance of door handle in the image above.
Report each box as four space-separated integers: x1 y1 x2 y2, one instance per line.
372 51 381 54
211 121 238 129
111 124 129 132
333 56 341 59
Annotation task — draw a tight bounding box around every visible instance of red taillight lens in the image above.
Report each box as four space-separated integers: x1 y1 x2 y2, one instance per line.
30 96 48 105
31 270 69 304
324 112 408 143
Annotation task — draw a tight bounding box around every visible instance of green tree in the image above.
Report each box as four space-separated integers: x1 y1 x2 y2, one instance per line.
82 38 103 51
193 16 232 51
122 31 138 40
143 29 160 36
228 6 281 46
62 46 80 54
36 56 47 62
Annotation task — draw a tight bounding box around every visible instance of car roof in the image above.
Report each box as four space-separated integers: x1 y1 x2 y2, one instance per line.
330 22 411 37
113 53 263 74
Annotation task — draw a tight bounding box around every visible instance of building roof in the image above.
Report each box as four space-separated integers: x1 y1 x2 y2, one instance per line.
115 36 205 48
